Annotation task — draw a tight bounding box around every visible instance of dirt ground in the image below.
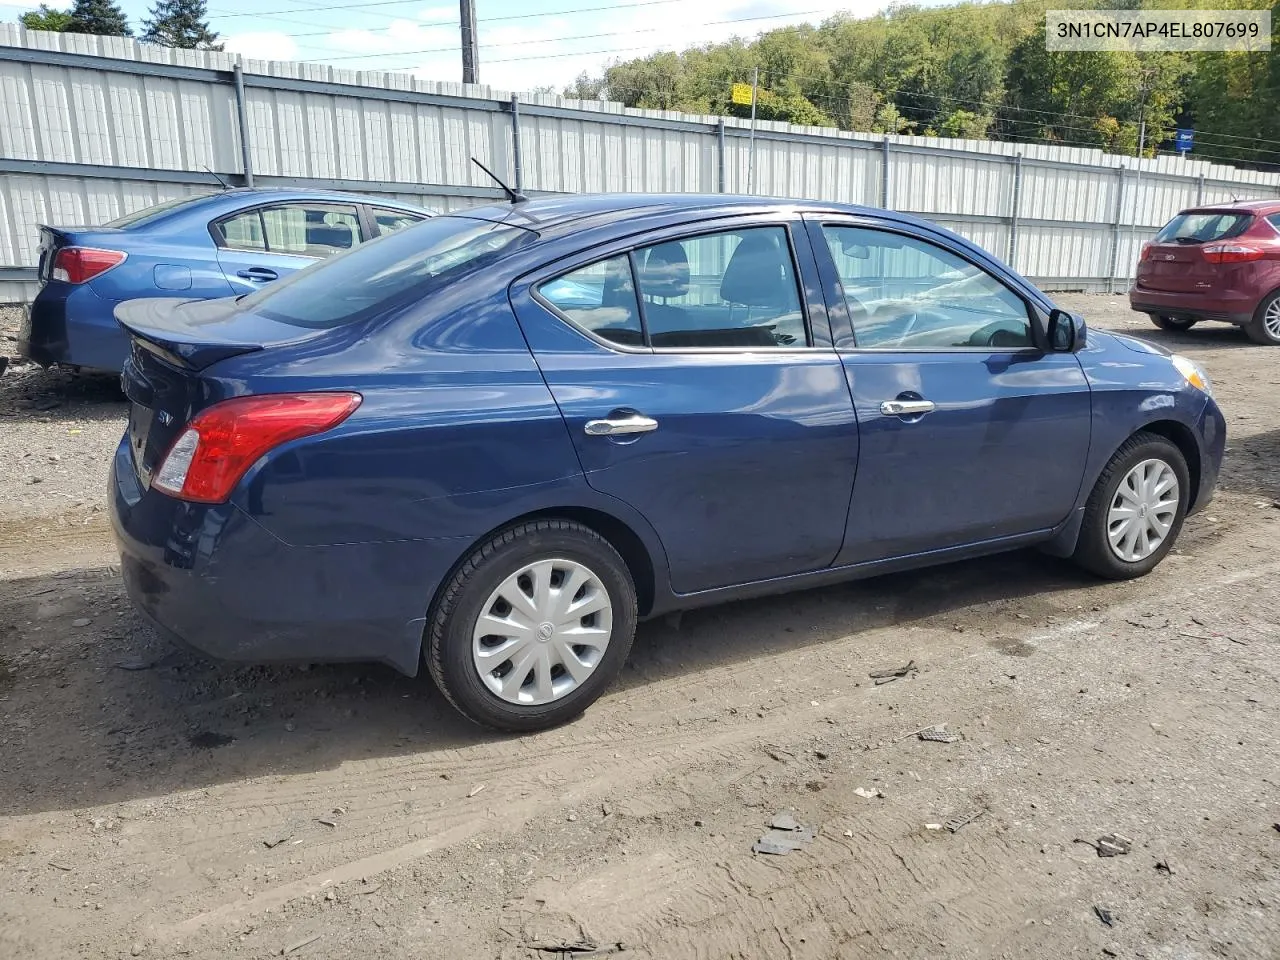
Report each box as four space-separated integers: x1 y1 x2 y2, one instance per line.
0 295 1277 960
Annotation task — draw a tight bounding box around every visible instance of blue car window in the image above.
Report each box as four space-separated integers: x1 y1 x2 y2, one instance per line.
216 209 267 252
373 207 428 235
538 255 643 347
632 227 808 349
106 194 210 229
241 216 534 329
822 226 1032 350
262 204 362 258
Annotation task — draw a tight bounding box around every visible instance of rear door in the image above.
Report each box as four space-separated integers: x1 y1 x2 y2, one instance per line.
1138 209 1254 293
212 202 364 294
510 216 860 595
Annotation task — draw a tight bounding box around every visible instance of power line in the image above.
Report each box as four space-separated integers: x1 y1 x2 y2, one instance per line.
209 0 683 22
295 8 833 63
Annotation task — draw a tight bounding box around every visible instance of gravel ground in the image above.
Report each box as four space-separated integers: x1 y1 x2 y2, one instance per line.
0 295 1277 960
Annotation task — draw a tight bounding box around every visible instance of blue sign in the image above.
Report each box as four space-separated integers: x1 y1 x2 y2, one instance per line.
1175 128 1194 153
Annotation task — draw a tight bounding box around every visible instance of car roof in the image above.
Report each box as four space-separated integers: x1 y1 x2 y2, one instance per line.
454 192 940 239
1183 199 1280 214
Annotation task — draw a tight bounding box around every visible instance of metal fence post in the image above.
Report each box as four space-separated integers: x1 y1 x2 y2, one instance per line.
1007 153 1023 267
1107 166 1126 294
1196 173 1205 205
510 94 523 193
881 136 891 208
232 63 254 188
716 119 726 193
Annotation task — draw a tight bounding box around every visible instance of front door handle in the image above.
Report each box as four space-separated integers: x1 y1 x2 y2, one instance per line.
880 399 936 417
237 267 279 282
584 414 659 437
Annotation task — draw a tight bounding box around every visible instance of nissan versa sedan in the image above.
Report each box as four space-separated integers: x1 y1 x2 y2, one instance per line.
1130 199 1280 344
19 188 432 372
109 194 1225 732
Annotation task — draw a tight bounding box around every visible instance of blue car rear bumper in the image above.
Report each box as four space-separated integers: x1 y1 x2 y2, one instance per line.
21 283 129 372
110 437 466 676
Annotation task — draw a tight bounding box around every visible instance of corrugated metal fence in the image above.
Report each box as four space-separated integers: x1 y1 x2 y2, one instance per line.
3 24 1280 304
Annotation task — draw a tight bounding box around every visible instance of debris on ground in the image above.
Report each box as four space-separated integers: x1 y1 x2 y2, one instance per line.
112 650 180 671
1155 857 1175 876
280 933 321 954
262 831 293 849
943 809 986 834
753 811 817 855
1094 905 1115 927
70 618 91 628
917 725 963 744
1075 833 1133 857
187 731 235 749
315 818 337 828
468 783 486 798
869 660 917 685
853 787 882 800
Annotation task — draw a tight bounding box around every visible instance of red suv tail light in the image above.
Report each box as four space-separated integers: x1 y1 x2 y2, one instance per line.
153 393 362 503
51 246 127 283
1201 242 1265 264
1139 242 1153 261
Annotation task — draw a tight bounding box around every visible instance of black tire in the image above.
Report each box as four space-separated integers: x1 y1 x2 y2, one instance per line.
1243 290 1280 345
1071 431 1190 580
426 519 637 732
1149 314 1197 332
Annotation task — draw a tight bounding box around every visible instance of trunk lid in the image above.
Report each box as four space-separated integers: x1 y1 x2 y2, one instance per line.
115 297 323 487
37 226 127 283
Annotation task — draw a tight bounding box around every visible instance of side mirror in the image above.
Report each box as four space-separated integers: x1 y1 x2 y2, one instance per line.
1048 308 1086 352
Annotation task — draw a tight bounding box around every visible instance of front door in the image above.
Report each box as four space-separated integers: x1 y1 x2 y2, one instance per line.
512 219 860 594
808 218 1092 565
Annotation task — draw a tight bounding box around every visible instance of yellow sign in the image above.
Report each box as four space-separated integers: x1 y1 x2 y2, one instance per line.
731 82 754 106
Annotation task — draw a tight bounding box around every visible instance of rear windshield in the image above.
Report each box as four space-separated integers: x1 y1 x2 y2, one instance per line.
240 216 536 329
1154 211 1253 244
105 194 213 229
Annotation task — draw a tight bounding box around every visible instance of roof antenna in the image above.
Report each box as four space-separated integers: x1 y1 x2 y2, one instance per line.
471 156 526 204
203 165 231 191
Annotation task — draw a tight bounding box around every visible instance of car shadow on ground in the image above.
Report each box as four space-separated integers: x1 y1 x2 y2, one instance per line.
1220 426 1280 501
0 547 1102 817
1115 321 1258 353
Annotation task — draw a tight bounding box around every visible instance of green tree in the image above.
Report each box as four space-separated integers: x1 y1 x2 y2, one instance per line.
66 0 131 36
20 4 73 30
141 0 220 49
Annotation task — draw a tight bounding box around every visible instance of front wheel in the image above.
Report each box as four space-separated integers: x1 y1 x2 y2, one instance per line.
1149 314 1197 332
1071 432 1190 580
1244 291 1280 345
426 519 637 732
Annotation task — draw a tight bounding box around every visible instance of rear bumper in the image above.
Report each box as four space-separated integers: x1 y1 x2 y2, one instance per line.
110 437 466 676
20 284 129 371
1128 286 1255 326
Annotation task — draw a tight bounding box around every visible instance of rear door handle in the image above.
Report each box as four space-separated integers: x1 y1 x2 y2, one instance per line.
880 399 936 417
584 414 659 437
237 267 279 281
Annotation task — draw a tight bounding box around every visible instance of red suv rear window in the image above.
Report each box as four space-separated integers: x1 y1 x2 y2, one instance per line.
1155 211 1253 244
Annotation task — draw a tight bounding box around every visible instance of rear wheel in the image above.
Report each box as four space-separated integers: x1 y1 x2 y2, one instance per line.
1243 291 1280 345
426 519 637 732
1072 432 1189 580
1149 314 1197 332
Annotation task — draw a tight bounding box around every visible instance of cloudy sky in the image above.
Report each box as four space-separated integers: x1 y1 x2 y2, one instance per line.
5 0 920 92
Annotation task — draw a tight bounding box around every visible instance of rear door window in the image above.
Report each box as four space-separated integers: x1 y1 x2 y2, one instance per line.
1154 212 1253 244
216 210 267 252
261 204 362 258
539 256 644 347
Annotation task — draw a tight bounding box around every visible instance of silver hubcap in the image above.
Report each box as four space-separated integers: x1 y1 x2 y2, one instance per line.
1107 459 1179 562
472 558 613 706
1265 298 1280 340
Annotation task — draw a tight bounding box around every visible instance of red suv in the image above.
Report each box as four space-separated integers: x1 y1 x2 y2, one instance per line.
1130 200 1280 344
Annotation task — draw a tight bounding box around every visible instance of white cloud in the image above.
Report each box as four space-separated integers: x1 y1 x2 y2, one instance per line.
223 32 301 63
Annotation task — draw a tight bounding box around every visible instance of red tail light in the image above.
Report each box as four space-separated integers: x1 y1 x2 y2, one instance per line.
152 393 362 504
1201 242 1265 264
51 246 127 283
1139 242 1153 262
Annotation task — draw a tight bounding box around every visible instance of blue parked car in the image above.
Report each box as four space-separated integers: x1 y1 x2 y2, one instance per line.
19 188 432 372
109 194 1224 731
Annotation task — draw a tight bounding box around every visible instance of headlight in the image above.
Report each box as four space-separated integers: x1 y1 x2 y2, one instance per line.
1171 354 1212 396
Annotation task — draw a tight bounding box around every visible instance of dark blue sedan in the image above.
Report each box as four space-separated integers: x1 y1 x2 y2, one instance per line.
19 188 432 372
108 194 1225 731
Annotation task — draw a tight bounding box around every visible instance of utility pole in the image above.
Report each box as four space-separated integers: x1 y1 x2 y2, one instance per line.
460 0 479 85
746 67 759 194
